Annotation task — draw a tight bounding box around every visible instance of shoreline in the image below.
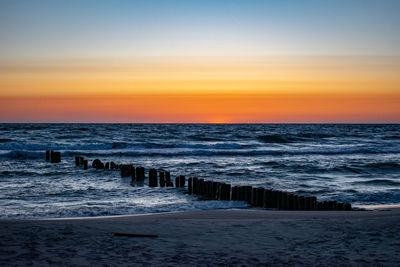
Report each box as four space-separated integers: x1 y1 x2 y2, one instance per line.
1 203 399 221
1 209 400 265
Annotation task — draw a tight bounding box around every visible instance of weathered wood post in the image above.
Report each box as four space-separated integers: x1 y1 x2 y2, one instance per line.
159 172 166 187
188 177 193 194
75 156 80 166
211 181 219 199
298 196 305 210
192 177 198 194
256 187 265 207
251 187 257 206
50 151 61 163
231 186 239 201
131 166 136 182
149 169 157 187
136 167 145 182
83 160 88 170
121 164 134 178
175 176 180 187
220 183 231 200
288 194 295 210
179 175 186 187
165 171 172 186
46 150 51 161
238 186 245 201
245 186 252 204
198 179 204 195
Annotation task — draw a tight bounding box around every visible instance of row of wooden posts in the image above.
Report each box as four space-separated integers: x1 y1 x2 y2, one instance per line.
45 150 61 163
47 152 352 211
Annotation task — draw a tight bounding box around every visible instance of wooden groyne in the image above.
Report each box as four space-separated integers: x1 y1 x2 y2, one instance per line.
46 152 352 211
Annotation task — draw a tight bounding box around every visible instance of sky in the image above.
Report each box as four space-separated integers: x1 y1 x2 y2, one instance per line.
0 0 399 122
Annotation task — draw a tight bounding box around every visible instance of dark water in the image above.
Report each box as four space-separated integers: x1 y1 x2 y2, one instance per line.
0 123 399 218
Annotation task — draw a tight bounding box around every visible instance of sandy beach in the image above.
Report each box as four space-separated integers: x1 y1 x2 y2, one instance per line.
1 208 400 266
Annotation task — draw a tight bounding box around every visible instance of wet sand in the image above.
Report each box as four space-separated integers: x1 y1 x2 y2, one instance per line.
1 208 400 266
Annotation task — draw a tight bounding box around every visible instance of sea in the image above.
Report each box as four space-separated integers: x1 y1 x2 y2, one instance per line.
0 123 399 219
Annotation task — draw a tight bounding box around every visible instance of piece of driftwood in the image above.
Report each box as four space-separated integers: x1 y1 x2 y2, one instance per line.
114 232 158 238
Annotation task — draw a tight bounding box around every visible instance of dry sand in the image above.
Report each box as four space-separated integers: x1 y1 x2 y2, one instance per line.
1 208 400 266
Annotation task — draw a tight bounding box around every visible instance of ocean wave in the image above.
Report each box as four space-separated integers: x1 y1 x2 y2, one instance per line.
0 138 14 143
1 145 399 159
353 179 400 186
257 132 335 143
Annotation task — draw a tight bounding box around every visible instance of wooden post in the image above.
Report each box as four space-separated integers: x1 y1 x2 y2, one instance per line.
218 183 231 201
263 189 271 208
136 167 145 182
198 179 204 195
298 196 305 210
192 177 198 194
231 186 239 201
121 165 134 178
251 187 257 206
311 197 317 210
75 156 79 166
105 162 110 170
245 186 252 204
46 150 51 161
83 160 88 170
256 187 265 207
188 177 193 194
238 186 246 201
179 175 186 187
131 166 136 182
211 181 219 199
159 172 166 187
175 176 180 188
50 151 61 163
165 171 171 185
149 169 157 187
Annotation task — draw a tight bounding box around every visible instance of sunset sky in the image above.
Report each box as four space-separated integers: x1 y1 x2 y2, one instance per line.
0 0 399 122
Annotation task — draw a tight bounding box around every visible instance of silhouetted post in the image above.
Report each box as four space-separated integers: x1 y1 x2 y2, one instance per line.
211 181 219 199
231 186 239 200
198 179 204 195
298 196 305 210
83 160 88 170
136 167 145 182
46 150 51 161
205 181 212 198
256 187 265 207
110 162 116 169
149 169 157 187
74 156 80 166
50 151 61 163
160 172 166 187
251 187 257 206
192 177 198 194
238 186 245 201
188 177 193 193
281 192 289 210
121 165 134 178
179 175 186 187
245 186 252 204
175 176 180 188
105 162 110 170
165 171 171 186
219 183 231 200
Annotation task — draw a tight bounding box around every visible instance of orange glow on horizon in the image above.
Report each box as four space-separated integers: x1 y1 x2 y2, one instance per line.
1 56 399 122
0 93 399 123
